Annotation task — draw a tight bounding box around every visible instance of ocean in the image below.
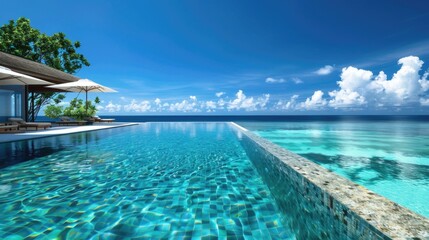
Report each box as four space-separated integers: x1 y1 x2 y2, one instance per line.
38 115 429 122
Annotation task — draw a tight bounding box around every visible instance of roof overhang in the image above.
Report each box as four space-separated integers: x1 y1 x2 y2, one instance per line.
0 51 79 92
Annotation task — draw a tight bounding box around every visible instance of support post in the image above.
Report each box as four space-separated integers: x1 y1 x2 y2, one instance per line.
31 92 35 122
24 85 29 122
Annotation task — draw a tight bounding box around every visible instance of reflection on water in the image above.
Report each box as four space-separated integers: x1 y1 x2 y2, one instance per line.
301 153 429 182
0 130 119 169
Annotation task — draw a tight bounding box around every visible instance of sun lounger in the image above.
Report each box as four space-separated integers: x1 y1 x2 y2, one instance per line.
0 123 21 133
56 116 87 126
7 118 51 130
93 116 115 122
86 116 115 123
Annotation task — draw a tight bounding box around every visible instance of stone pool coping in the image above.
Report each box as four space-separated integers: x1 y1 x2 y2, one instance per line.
229 122 429 239
0 122 139 143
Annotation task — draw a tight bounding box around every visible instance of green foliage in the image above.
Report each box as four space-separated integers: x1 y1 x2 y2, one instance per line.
0 17 90 120
0 17 89 73
44 105 63 119
44 97 100 121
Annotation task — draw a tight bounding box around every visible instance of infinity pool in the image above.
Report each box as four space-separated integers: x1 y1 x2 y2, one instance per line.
240 121 429 218
0 123 292 239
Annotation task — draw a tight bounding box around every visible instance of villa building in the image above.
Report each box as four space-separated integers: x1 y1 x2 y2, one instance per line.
0 51 78 122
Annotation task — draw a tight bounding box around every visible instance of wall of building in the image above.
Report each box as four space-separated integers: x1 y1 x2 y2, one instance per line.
0 86 24 122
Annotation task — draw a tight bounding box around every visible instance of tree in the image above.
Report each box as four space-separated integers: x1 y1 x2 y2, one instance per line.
0 17 90 120
44 97 101 120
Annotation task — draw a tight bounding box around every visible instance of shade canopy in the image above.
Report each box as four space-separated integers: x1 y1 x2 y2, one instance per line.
46 78 116 93
46 78 117 113
0 65 53 85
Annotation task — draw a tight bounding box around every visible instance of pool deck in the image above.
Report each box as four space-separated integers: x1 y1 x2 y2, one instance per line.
0 122 139 143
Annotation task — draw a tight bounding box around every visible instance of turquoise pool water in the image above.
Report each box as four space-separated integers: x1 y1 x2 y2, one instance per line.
0 123 293 239
240 121 429 218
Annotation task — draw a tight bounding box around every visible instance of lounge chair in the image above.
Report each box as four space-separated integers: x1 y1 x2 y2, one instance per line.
92 116 115 123
7 118 51 130
0 123 21 133
56 116 87 126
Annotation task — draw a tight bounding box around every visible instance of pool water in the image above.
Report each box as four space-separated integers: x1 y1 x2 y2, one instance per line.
240 121 429 218
0 123 292 239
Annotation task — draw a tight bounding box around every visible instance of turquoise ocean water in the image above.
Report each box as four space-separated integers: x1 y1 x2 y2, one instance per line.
240 120 429 218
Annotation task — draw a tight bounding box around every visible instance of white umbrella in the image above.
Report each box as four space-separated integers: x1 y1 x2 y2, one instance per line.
46 78 117 112
0 65 53 85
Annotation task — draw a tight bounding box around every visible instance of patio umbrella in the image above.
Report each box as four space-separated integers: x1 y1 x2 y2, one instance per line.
46 78 117 112
0 65 53 85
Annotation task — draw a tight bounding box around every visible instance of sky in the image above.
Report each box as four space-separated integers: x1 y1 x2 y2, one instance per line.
1 0 429 115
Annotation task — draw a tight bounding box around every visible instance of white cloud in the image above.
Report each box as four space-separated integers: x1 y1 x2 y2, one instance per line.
301 90 327 110
315 65 334 75
227 90 270 111
292 77 303 84
277 95 299 110
324 56 429 108
420 98 429 106
374 56 423 104
204 101 217 109
328 66 371 108
329 89 366 108
215 92 226 97
105 101 122 112
124 100 151 112
169 100 199 112
217 98 226 108
265 77 285 83
98 56 429 114
418 71 429 92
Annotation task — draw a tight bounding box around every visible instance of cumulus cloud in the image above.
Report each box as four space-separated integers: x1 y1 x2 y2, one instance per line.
419 71 429 92
265 77 286 83
276 95 299 110
169 100 199 112
301 90 327 110
227 90 270 111
204 101 217 110
420 98 429 106
98 91 270 114
292 77 303 84
97 56 429 115
325 56 429 108
215 92 226 97
315 65 334 75
105 101 122 112
328 66 371 108
124 100 151 112
217 98 226 108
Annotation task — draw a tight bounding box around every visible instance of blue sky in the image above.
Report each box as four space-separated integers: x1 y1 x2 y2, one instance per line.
1 0 429 114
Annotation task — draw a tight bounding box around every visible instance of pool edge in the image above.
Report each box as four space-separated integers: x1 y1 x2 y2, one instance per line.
0 123 140 144
229 122 429 239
